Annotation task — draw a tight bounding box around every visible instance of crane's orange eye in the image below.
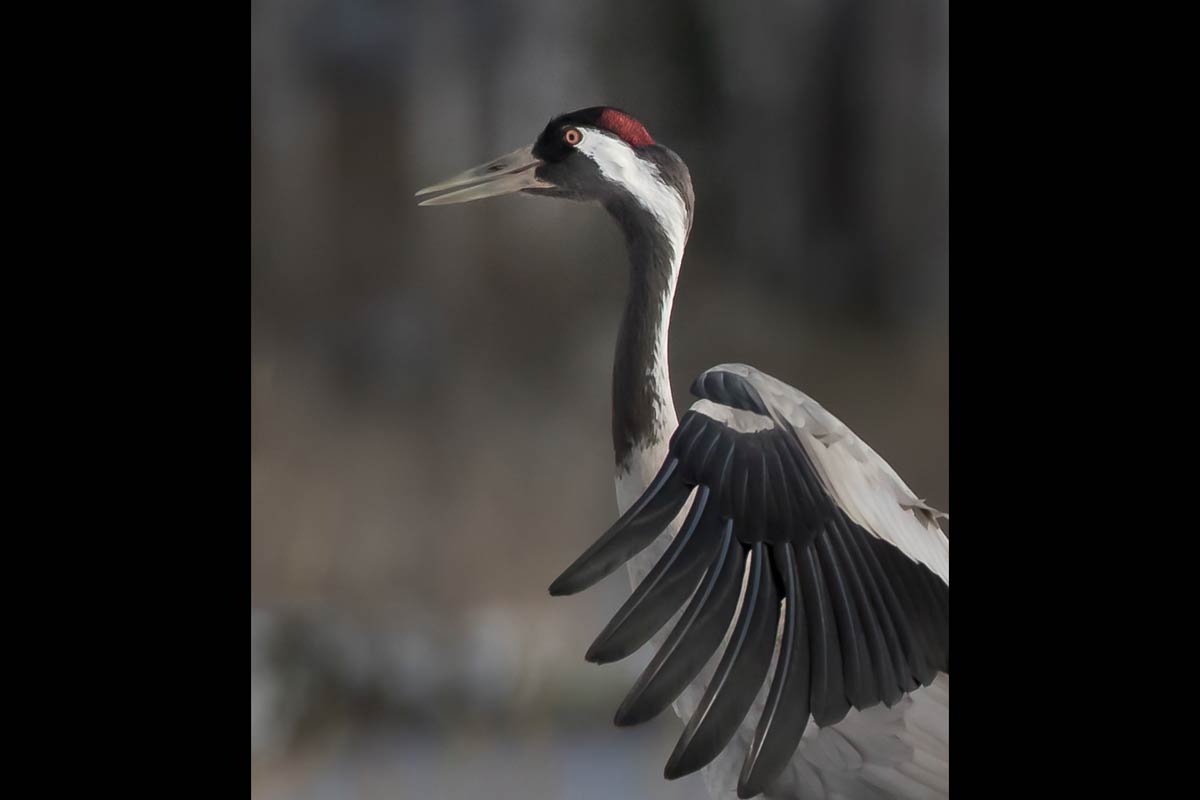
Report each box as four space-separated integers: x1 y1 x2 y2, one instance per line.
564 128 582 146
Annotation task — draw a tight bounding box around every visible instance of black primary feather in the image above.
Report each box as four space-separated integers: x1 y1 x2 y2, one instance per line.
586 485 722 664
738 542 810 798
614 521 744 726
664 542 780 780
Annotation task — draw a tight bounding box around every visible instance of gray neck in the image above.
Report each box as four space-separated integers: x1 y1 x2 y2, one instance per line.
607 198 685 471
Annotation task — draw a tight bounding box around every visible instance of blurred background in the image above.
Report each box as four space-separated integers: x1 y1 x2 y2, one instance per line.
251 0 948 797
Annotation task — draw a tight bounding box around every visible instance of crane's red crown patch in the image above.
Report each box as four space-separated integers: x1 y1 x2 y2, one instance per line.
597 109 655 148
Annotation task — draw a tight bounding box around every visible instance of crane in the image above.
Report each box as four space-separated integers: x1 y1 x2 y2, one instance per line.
416 106 949 800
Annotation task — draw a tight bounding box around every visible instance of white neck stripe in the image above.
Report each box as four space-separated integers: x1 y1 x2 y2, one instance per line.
577 130 690 448
574 131 689 267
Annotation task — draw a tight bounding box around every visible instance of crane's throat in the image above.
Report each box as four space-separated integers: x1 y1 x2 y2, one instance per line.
608 196 687 485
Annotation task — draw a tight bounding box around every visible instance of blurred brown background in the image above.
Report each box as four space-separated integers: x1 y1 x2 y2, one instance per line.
251 1 948 797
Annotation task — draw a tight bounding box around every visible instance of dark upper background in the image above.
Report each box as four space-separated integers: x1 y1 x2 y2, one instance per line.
251 0 948 797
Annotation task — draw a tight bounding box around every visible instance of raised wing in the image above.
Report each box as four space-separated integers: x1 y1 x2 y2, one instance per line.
549 364 949 798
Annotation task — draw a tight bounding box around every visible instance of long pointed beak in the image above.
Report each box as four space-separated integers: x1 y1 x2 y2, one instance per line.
415 145 549 206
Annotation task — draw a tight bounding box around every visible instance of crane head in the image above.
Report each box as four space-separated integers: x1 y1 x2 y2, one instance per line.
415 107 691 220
